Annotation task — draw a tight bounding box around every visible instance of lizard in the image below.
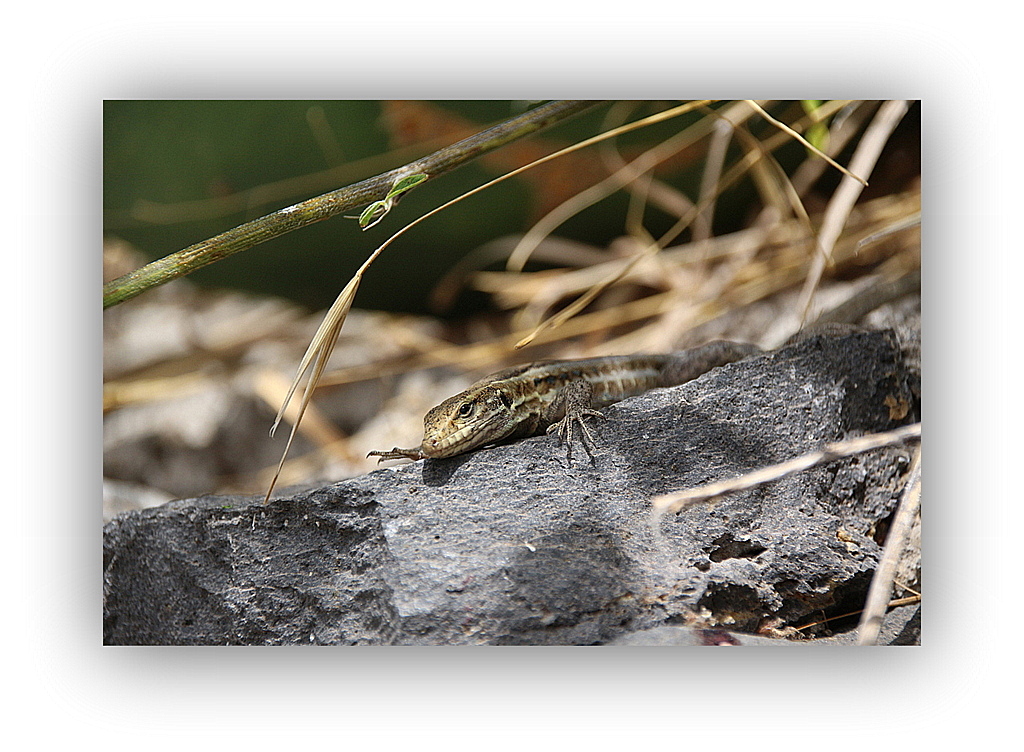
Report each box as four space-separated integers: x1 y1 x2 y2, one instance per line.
367 340 761 463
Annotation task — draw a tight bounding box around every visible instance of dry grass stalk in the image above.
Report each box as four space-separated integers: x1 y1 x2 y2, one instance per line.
103 372 209 412
258 438 354 491
649 423 920 523
793 594 921 636
264 275 361 502
597 102 699 225
788 102 875 197
692 116 734 241
715 109 811 232
796 100 910 323
255 369 348 449
856 212 921 250
745 99 867 185
857 446 922 645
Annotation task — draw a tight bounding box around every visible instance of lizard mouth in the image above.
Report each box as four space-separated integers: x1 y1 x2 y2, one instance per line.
422 415 505 458
423 427 484 457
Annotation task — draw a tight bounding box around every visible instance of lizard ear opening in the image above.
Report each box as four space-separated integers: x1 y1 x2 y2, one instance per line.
498 392 513 409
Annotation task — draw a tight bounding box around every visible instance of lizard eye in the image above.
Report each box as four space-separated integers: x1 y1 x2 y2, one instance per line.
457 401 475 418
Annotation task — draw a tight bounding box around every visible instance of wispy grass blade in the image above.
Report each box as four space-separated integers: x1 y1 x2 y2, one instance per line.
264 274 361 502
270 275 362 436
746 100 867 186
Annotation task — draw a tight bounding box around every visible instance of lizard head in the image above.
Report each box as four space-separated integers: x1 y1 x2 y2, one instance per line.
419 385 516 458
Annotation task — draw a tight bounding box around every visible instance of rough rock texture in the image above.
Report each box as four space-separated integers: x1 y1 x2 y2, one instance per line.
103 330 920 645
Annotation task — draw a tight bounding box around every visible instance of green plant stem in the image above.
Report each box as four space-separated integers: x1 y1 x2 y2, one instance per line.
103 100 604 309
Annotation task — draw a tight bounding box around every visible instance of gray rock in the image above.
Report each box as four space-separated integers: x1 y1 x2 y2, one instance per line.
103 330 919 645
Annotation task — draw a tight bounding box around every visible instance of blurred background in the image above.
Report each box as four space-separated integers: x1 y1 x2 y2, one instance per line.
103 100 921 518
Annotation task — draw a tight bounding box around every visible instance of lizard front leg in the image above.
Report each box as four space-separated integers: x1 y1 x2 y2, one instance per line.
544 379 605 460
367 446 427 461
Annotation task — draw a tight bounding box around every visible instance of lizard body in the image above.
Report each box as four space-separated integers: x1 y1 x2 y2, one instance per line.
368 340 761 462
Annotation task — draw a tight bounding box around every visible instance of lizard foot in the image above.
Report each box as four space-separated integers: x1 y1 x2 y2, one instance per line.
547 408 604 461
367 447 426 462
